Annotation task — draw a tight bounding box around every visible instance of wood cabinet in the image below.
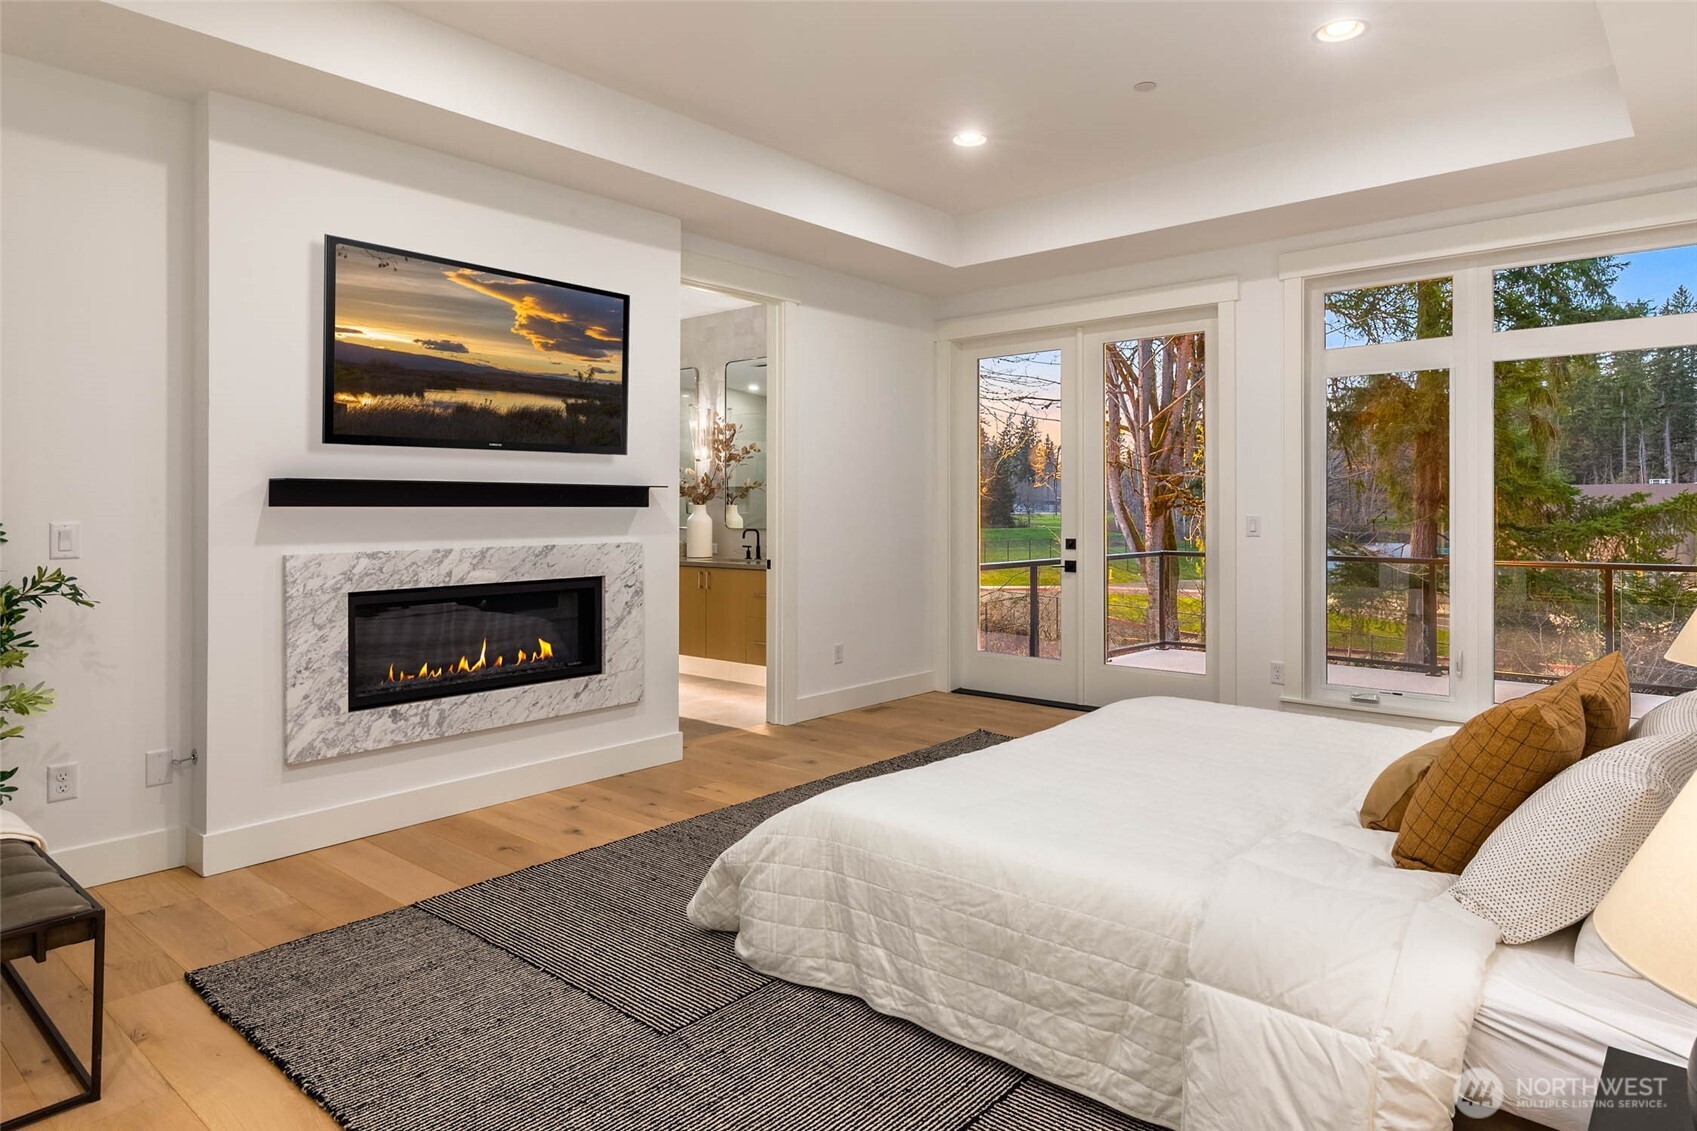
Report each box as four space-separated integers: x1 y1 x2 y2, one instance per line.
679 566 766 665
678 567 708 658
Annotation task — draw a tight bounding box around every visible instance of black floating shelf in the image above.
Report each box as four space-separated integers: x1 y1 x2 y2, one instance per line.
267 478 663 509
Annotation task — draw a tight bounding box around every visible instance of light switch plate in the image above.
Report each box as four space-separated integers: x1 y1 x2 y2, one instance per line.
48 521 81 560
145 748 174 787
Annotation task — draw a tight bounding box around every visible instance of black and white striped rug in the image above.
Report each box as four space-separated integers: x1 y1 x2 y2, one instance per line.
187 731 1166 1131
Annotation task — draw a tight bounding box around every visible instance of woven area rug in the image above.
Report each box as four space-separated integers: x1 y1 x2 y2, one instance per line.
188 731 1166 1131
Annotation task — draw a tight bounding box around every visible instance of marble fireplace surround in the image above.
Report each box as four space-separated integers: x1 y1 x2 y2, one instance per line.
283 543 644 764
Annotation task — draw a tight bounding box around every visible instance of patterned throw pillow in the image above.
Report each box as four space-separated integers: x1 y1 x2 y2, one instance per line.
1393 681 1586 874
1629 687 1697 739
1451 732 1697 943
1557 652 1632 756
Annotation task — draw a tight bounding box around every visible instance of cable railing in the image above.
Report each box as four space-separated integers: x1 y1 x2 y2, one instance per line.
977 549 1202 659
978 548 1697 691
1324 555 1697 693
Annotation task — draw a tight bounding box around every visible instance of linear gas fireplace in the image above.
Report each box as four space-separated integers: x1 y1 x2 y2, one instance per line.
347 577 603 711
284 543 641 763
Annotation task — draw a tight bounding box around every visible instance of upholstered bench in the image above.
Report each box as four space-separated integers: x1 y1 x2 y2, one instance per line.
0 840 103 1129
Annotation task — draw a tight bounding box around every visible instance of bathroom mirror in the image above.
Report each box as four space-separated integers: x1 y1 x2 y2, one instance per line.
723 358 767 531
679 367 700 529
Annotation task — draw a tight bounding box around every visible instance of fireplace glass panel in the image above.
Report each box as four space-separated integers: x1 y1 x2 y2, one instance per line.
348 577 602 711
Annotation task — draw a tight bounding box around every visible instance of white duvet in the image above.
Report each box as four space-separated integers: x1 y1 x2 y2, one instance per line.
688 697 1503 1130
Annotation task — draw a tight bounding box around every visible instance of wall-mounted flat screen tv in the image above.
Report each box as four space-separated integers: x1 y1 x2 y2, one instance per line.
324 236 630 454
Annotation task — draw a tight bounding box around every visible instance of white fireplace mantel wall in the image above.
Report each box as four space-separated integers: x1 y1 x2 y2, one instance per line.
195 95 684 875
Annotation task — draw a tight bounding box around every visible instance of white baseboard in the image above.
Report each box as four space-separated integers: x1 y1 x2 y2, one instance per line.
189 730 683 876
678 655 767 686
51 825 188 888
793 671 937 722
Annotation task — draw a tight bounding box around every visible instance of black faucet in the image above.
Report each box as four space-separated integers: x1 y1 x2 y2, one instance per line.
742 528 763 562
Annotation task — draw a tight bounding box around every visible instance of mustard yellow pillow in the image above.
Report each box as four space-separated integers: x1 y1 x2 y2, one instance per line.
1393 681 1586 873
1359 737 1447 832
1555 651 1631 756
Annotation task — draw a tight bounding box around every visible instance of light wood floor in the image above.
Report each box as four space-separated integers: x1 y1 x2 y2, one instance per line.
2 689 1538 1131
1 691 1076 1129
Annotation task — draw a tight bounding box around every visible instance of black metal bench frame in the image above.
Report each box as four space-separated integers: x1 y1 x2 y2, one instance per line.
1 846 103 1130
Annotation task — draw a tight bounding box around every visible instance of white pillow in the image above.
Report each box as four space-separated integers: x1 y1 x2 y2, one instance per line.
1573 914 1642 978
1450 731 1697 944
1629 687 1697 739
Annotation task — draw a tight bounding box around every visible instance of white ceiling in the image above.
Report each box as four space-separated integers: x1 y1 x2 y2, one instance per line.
399 1 1617 214
4 1 1694 295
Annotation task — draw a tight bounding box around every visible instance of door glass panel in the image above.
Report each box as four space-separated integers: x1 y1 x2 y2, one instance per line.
1326 370 1451 695
977 350 1062 658
1103 333 1206 674
1494 346 1697 702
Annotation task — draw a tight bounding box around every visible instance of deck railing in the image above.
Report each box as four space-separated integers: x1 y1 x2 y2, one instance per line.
976 549 1203 658
979 548 1697 691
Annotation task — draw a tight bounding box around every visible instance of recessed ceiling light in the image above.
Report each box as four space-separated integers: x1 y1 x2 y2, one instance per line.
1314 18 1367 43
952 130 988 148
748 383 760 392
1133 81 1158 93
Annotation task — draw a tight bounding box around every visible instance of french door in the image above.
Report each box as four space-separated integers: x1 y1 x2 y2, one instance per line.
953 317 1221 707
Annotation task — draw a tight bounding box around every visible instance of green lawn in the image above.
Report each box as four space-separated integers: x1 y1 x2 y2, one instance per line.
980 515 1063 562
1325 609 1450 661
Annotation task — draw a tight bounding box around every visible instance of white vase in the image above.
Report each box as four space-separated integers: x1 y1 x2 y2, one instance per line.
686 502 713 559
723 503 744 530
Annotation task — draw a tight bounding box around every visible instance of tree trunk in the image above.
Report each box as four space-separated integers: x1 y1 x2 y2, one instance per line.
1104 383 1142 552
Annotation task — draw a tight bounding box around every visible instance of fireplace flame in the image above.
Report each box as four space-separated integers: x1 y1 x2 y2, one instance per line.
383 637 558 686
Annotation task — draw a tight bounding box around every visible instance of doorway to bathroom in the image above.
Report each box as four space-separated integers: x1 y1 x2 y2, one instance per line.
678 280 783 736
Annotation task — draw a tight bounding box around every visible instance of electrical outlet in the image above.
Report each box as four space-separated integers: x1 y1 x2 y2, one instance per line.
146 748 173 787
833 642 845 665
47 763 78 802
1269 661 1286 686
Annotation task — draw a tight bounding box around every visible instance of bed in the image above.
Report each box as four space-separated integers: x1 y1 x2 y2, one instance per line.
687 696 1697 1131
1466 926 1697 1131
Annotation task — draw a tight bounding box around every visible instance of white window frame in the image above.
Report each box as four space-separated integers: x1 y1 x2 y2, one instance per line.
1282 197 1697 722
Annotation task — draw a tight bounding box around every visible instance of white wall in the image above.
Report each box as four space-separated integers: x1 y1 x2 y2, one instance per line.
684 237 939 714
936 172 1697 717
0 58 196 881
194 95 685 873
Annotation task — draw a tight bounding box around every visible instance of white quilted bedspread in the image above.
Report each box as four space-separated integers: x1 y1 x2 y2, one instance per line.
688 697 1501 1130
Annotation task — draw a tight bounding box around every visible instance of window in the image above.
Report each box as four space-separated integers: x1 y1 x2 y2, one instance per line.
1326 370 1450 695
1494 244 1696 331
1307 237 1697 711
1325 278 1452 349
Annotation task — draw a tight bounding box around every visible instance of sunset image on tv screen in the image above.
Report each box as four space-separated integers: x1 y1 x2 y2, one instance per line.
325 238 629 453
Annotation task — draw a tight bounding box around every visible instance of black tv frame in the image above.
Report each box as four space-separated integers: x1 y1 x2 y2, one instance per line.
322 235 632 455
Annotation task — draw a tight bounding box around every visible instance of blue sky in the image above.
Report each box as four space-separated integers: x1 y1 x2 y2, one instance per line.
1612 242 1695 308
